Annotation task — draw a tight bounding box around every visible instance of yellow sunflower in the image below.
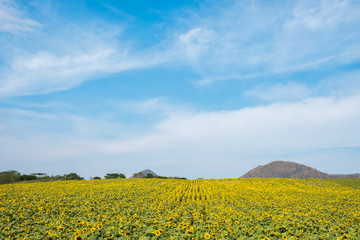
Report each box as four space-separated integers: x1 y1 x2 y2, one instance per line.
154 230 161 236
97 223 103 229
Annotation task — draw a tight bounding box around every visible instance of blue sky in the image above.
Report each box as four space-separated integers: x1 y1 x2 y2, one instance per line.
1 0 360 179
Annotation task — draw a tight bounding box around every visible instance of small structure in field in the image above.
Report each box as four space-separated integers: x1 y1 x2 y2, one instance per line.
30 173 47 178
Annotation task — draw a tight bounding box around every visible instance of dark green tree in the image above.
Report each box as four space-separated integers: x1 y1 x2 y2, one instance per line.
145 173 154 178
20 174 37 181
64 172 83 180
104 173 126 179
0 170 21 184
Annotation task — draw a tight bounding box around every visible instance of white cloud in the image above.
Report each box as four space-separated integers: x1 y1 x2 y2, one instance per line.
0 1 173 98
1 93 359 178
0 0 40 34
177 27 215 60
0 44 167 97
317 71 360 97
173 0 360 84
0 135 107 177
243 70 360 102
0 107 55 119
194 73 260 86
1 0 360 96
112 97 192 118
0 105 134 141
97 94 360 170
244 82 312 102
283 0 354 31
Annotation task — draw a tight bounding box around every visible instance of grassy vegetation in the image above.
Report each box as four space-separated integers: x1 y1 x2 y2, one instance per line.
326 178 360 189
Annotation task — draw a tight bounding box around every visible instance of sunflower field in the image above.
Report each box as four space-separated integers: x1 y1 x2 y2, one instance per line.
1 178 359 240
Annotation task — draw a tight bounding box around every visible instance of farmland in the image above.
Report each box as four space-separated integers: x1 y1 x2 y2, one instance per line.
1 178 359 239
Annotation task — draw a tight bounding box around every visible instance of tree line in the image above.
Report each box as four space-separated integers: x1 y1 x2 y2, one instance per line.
0 170 84 184
0 170 187 184
95 173 186 180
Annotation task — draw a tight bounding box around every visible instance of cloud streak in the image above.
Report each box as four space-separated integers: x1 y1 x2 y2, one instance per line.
243 70 360 103
108 94 360 155
244 82 312 102
0 1 172 98
1 0 360 97
1 93 359 178
0 46 166 97
0 0 40 34
173 0 360 84
1 0 360 178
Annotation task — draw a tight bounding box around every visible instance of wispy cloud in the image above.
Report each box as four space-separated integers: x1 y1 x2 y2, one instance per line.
1 0 360 97
244 82 312 102
243 70 360 102
173 0 360 84
283 0 355 30
2 93 359 178
1 0 360 179
0 0 40 34
0 19 176 97
0 1 173 98
177 27 214 61
112 97 192 118
317 70 360 97
138 95 360 153
0 46 165 97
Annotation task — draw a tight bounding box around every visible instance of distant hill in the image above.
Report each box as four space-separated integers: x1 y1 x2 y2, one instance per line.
241 161 360 179
131 169 158 178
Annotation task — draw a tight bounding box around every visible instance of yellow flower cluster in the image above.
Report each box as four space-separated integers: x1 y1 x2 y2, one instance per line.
0 178 359 239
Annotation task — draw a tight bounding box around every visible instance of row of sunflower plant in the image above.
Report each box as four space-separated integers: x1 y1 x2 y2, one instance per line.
1 178 359 239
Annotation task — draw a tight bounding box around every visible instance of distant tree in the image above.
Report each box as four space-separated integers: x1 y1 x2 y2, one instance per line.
52 175 63 180
145 173 154 178
0 170 21 184
104 173 126 179
64 172 83 180
92 176 101 180
131 172 142 178
20 174 37 181
156 176 169 179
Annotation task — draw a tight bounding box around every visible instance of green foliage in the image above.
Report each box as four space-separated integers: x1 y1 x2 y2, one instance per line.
0 170 21 184
20 174 37 181
0 170 85 184
104 173 126 179
92 176 101 180
145 173 153 178
131 172 142 178
63 172 84 180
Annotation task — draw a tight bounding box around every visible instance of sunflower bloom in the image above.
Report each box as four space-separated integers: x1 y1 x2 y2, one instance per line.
155 230 161 236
